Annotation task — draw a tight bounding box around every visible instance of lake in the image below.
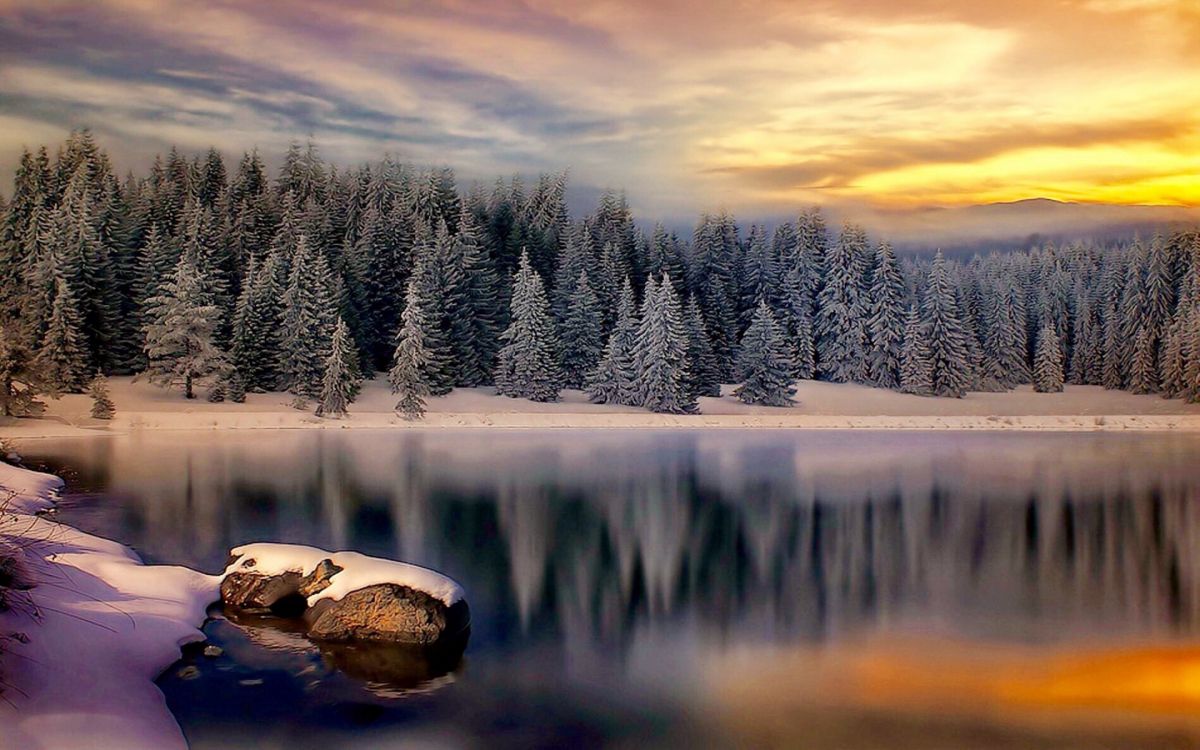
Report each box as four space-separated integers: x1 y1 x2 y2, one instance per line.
19 430 1200 749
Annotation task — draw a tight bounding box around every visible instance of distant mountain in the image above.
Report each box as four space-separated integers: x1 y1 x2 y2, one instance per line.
844 199 1200 257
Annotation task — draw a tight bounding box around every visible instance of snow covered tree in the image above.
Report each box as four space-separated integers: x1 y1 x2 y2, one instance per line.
230 253 284 391
279 235 338 399
0 325 43 417
587 277 639 405
778 264 815 379
922 252 973 398
88 372 114 419
224 367 247 403
389 280 434 420
984 278 1029 388
900 305 933 396
317 318 359 418
633 275 696 413
865 241 905 388
1033 322 1065 393
495 250 561 401
557 270 604 389
36 275 89 394
142 252 226 399
816 222 869 382
734 300 794 406
683 294 721 398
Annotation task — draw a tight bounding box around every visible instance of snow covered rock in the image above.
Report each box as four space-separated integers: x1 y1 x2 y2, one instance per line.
222 543 469 648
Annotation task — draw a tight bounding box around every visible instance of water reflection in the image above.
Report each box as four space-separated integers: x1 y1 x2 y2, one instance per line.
30 430 1200 648
17 431 1200 747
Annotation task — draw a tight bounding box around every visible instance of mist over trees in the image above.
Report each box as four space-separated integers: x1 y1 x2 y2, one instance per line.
1 130 1198 415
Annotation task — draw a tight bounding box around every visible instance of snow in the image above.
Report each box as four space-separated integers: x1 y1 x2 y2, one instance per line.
0 461 63 514
2 376 1199 437
0 462 220 750
225 542 465 607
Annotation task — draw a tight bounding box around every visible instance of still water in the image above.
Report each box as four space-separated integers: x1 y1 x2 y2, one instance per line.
19 430 1200 749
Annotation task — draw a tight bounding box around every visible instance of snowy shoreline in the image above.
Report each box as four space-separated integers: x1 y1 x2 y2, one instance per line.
3 376 1200 438
0 462 219 750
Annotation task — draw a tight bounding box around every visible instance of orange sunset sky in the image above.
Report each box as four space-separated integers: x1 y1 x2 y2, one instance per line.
0 0 1197 232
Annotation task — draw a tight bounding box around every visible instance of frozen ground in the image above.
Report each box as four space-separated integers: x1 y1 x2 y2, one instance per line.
2 376 1199 437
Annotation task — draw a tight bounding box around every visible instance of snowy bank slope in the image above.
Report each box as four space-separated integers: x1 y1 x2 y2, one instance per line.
226 542 465 607
3 377 1200 438
0 463 220 750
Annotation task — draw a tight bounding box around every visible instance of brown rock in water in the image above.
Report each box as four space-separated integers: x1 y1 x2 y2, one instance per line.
220 558 343 614
305 583 471 647
220 570 303 612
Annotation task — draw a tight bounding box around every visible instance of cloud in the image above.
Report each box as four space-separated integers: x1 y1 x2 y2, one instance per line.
0 0 1196 223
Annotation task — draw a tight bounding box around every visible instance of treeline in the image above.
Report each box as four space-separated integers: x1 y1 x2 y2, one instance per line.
0 130 1197 416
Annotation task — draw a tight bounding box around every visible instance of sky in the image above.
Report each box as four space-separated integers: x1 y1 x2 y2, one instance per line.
0 0 1198 237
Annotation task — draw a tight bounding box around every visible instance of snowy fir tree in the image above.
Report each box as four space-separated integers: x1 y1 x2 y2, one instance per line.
142 252 226 399
633 275 696 414
279 235 338 399
683 294 721 398
88 372 115 419
777 264 816 379
587 277 639 405
557 270 604 389
317 318 360 418
816 222 869 382
1033 322 1065 393
734 300 795 406
36 275 89 394
496 250 561 402
900 305 933 396
865 241 906 388
390 280 435 420
224 367 247 403
922 252 973 398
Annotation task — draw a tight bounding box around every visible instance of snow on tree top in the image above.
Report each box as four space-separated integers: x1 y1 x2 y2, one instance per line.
225 542 465 607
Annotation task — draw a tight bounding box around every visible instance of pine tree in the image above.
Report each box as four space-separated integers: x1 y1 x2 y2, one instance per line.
390 280 434 420
587 277 639 405
225 367 247 403
495 250 561 401
900 305 933 396
279 235 338 399
816 222 869 382
207 379 225 402
142 252 226 399
1033 322 1065 393
36 275 89 394
865 241 905 388
0 325 43 417
230 253 284 391
922 252 973 398
778 264 815 379
735 300 795 406
683 294 721 398
317 318 359 418
558 270 604 389
632 275 696 413
88 372 115 419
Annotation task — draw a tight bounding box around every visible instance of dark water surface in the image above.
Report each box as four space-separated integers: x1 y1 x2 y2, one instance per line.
19 430 1200 749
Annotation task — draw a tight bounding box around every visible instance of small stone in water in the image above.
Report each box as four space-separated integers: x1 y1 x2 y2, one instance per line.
203 645 223 658
177 666 201 680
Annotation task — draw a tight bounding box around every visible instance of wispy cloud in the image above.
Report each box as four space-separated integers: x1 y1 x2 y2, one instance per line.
0 0 1196 222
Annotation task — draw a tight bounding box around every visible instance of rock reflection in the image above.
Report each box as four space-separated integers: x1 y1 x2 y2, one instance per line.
222 607 463 699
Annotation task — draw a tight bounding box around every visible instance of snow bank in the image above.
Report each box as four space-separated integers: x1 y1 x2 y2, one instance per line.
226 542 465 607
0 461 63 514
0 462 221 750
